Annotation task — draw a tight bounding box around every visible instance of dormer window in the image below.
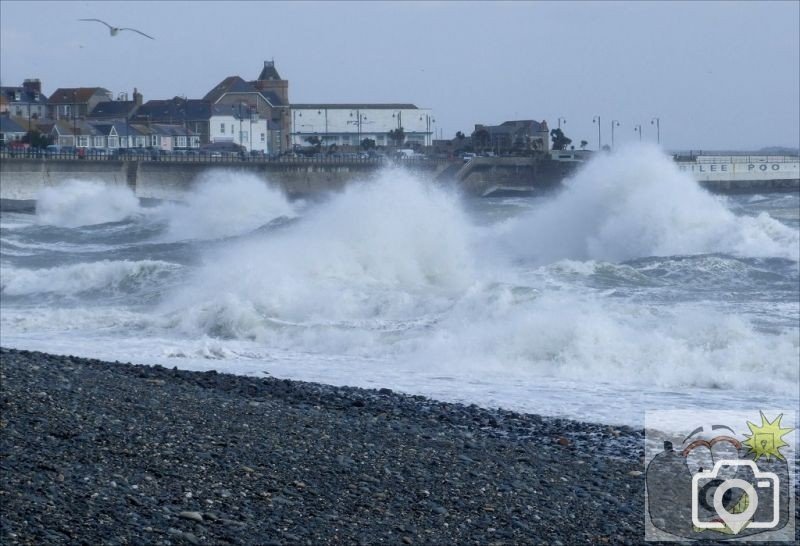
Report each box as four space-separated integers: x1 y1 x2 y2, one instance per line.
14 91 21 101
34 92 40 101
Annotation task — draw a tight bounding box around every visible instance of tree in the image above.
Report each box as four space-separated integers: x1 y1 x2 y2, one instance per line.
22 130 52 149
455 131 466 141
550 128 572 151
304 135 321 153
580 140 588 150
360 138 376 151
388 127 405 146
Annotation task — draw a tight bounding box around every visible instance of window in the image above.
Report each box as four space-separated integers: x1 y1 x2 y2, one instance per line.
78 136 89 147
176 136 187 148
108 137 118 148
151 135 160 147
231 124 234 134
220 123 225 133
93 136 104 147
260 133 265 142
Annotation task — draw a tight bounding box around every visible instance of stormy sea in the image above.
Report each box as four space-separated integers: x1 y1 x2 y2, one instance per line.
2 146 798 427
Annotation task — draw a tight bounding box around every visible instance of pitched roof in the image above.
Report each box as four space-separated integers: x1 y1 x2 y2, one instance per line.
291 104 419 110
1 86 48 105
479 120 547 135
203 76 248 103
49 87 111 104
0 115 27 133
257 61 282 81
134 98 211 122
89 100 137 118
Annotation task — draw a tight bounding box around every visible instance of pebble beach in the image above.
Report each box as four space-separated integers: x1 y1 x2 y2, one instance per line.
0 347 648 545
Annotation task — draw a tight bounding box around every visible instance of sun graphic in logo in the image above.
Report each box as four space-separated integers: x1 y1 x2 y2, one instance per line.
743 411 793 461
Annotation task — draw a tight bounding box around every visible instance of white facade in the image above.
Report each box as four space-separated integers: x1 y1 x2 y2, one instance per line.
675 155 800 182
209 113 269 153
291 106 435 147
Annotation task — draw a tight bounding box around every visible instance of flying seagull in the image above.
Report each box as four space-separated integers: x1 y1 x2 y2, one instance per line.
78 19 154 40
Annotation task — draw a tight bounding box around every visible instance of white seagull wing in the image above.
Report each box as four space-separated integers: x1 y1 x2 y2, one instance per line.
78 18 113 30
120 27 155 40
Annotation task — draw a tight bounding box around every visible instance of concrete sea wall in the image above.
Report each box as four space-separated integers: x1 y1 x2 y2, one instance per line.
1 156 797 204
0 159 412 202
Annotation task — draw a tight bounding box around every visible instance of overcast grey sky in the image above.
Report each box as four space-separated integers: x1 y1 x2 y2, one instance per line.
1 0 798 150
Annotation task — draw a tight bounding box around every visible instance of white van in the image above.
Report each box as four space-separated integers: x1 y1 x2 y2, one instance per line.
395 149 424 159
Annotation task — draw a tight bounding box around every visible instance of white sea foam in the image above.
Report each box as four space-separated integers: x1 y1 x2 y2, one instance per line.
36 180 140 227
161 169 474 340
150 166 798 400
1 260 181 297
154 171 295 241
408 287 799 396
498 145 799 263
2 154 798 425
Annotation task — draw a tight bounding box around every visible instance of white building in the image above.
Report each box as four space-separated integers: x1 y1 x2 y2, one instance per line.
208 105 269 153
290 104 435 148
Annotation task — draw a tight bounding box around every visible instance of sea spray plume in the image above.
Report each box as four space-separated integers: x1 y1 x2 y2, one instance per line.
36 180 140 227
161 170 475 344
155 171 295 242
499 144 799 264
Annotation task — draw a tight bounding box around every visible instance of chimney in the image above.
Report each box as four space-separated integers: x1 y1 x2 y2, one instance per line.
133 88 143 107
22 78 41 94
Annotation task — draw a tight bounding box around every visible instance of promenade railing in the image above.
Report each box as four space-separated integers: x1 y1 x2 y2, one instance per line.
0 150 455 166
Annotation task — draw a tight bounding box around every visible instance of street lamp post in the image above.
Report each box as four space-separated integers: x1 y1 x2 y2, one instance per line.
611 120 620 148
182 97 188 151
238 103 244 150
249 104 254 153
292 110 297 148
634 124 642 141
592 115 601 150
557 117 566 130
651 117 660 144
72 90 78 151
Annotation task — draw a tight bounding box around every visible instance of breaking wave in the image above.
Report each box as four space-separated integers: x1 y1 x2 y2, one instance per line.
1 259 181 297
154 171 296 241
499 145 799 263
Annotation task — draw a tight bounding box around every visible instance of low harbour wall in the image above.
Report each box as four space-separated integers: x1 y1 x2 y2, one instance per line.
0 158 443 202
1 156 797 204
